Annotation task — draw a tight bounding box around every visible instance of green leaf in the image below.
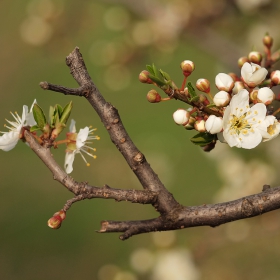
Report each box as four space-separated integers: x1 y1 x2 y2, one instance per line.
30 125 42 132
60 101 73 125
148 74 167 87
146 64 154 75
159 69 171 81
32 104 47 129
49 106 55 127
152 63 162 79
187 82 198 100
190 132 216 146
56 104 63 118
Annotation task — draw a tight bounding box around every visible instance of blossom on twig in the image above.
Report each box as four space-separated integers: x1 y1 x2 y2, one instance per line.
0 100 36 151
64 119 100 174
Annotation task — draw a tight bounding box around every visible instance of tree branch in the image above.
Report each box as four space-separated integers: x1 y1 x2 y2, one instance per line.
35 47 280 240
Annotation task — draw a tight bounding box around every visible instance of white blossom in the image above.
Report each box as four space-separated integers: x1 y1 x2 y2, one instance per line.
241 62 268 87
0 100 36 151
258 115 280 142
64 119 100 174
205 115 223 134
222 89 268 149
215 73 234 92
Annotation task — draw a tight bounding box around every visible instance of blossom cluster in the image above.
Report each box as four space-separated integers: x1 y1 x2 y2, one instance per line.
140 34 280 150
0 100 100 173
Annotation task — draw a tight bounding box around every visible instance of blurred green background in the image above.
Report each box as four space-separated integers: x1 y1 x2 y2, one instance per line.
1 0 280 279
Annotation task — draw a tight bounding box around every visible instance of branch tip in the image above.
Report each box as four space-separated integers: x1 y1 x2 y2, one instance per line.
39 81 49 90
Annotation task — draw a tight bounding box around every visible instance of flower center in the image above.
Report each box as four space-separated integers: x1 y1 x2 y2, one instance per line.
229 114 251 135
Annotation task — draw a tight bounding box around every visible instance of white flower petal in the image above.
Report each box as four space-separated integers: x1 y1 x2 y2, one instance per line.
69 119 76 133
0 131 19 151
64 152 75 174
76 127 89 148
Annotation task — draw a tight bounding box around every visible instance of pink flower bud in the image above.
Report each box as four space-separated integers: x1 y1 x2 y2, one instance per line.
238 57 249 68
213 91 231 107
194 119 206 132
53 210 66 221
205 115 223 134
147 90 161 103
48 216 62 229
196 79 210 93
271 70 280 85
257 87 275 105
139 70 153 84
263 34 273 48
180 60 195 77
248 51 262 64
173 109 190 125
215 73 234 92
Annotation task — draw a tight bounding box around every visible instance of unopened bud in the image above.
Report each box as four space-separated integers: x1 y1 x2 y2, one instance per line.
184 116 196 130
263 34 273 48
249 88 259 103
215 73 234 92
228 72 239 82
180 60 195 77
53 210 66 221
257 87 275 105
139 70 153 84
271 70 280 85
147 90 161 103
196 78 210 93
213 91 231 107
48 216 62 229
173 109 190 125
205 115 223 134
232 81 245 95
248 51 262 64
194 119 206 132
199 94 210 106
238 57 249 68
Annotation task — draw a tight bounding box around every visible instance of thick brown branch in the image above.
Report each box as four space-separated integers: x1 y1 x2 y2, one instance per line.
99 185 280 240
40 47 179 215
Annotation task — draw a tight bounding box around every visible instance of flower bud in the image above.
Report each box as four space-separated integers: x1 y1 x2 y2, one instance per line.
48 216 62 229
194 119 206 132
213 91 231 107
271 70 280 85
139 70 153 84
215 73 234 92
257 87 275 105
173 109 190 125
196 78 210 93
199 94 210 106
232 81 245 95
180 60 195 77
263 34 273 48
205 115 223 134
53 210 66 221
184 116 196 130
228 72 239 82
248 51 262 64
249 88 259 103
238 56 249 68
147 90 161 103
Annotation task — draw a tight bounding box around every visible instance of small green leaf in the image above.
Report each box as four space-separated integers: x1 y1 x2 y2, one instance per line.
49 106 55 127
187 82 198 100
32 104 47 129
60 101 73 125
159 69 171 81
152 63 162 79
148 74 167 87
30 125 42 132
190 132 216 146
146 64 154 75
56 104 63 118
